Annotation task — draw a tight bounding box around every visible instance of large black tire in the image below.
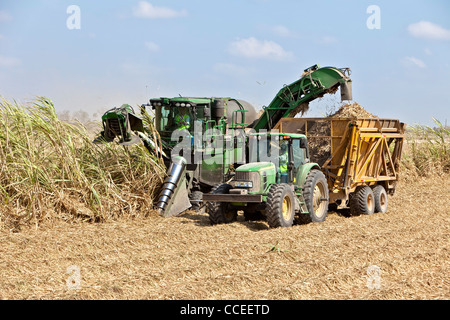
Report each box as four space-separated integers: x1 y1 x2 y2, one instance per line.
298 169 329 224
350 185 375 216
207 184 237 225
189 190 204 213
372 185 388 213
266 184 295 228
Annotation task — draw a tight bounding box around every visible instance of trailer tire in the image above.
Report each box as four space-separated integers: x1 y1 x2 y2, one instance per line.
372 185 388 213
350 185 375 216
266 184 295 228
207 184 237 225
298 169 329 224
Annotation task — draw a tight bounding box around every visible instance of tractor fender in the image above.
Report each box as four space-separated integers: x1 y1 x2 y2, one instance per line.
296 163 321 188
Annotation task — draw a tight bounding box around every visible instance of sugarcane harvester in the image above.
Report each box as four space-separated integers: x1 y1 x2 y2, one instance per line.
147 97 259 216
93 65 353 217
94 97 259 216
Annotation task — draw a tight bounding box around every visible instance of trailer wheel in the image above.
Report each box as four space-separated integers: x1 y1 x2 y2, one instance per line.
350 185 375 216
266 184 295 228
298 169 329 224
207 184 237 225
372 185 388 213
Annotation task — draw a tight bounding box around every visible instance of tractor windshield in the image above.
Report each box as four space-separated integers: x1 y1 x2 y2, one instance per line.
249 135 306 170
248 135 283 166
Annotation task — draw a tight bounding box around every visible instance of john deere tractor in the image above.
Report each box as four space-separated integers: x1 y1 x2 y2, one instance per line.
202 132 329 228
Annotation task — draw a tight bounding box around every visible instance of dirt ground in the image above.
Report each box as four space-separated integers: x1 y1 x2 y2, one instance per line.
0 175 448 300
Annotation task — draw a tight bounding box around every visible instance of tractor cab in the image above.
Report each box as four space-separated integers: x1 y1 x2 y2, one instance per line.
245 132 310 188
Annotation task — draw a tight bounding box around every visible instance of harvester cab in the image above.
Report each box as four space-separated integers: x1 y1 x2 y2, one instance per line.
146 97 256 153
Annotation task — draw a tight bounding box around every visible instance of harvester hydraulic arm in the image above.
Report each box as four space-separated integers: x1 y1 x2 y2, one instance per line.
251 65 352 131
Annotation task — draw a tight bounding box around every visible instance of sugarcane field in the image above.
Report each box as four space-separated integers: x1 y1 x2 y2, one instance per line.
0 1 448 307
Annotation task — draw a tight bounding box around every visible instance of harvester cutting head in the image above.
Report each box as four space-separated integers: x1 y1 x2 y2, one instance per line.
93 104 144 146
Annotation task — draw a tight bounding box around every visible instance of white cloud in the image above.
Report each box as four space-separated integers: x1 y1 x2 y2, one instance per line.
424 48 432 56
408 21 450 41
145 41 160 52
228 37 293 61
271 25 299 38
0 55 21 68
0 10 12 22
133 1 187 19
402 56 426 69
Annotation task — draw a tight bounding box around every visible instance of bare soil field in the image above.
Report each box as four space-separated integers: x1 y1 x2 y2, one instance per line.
0 174 448 300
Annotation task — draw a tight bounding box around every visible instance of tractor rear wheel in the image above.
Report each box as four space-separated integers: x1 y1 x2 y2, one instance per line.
298 169 329 224
350 185 375 216
207 184 237 225
266 184 295 228
372 185 388 213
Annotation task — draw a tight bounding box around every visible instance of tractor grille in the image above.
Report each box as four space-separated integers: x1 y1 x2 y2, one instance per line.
234 171 261 193
235 171 250 181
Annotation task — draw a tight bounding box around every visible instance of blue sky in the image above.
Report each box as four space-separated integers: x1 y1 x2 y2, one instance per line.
0 0 449 126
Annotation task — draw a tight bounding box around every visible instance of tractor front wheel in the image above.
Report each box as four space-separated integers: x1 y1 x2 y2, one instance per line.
266 184 295 228
299 169 329 224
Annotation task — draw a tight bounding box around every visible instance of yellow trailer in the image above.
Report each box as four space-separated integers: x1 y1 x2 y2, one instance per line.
273 117 406 215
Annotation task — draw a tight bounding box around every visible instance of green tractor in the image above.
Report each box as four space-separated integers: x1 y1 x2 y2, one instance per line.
202 132 329 228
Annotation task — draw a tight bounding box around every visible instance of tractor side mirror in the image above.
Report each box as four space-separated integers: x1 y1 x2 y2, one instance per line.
300 138 307 149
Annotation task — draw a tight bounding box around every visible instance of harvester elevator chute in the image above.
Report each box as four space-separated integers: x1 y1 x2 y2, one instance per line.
250 65 353 131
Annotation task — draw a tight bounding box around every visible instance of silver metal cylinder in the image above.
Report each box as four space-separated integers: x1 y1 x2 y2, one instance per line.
156 156 187 212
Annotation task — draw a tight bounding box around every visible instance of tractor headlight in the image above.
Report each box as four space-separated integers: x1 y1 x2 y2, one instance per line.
235 181 253 188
